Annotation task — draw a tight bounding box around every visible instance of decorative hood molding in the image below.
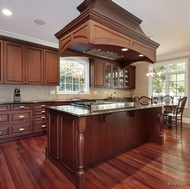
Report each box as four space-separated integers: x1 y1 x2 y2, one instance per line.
55 0 159 66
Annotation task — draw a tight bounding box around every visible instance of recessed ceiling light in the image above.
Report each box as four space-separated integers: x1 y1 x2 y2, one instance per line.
121 48 129 51
2 9 12 16
34 19 46 25
139 54 144 57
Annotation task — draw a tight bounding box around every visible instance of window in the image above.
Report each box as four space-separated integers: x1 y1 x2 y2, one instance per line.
148 58 188 103
57 57 89 94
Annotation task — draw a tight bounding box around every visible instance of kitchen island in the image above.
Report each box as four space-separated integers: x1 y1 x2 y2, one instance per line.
46 102 163 189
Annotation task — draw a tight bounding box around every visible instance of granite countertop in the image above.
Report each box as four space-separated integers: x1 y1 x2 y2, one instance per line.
0 97 132 105
46 103 163 117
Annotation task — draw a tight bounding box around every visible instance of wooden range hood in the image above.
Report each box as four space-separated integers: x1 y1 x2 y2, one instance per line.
55 0 160 67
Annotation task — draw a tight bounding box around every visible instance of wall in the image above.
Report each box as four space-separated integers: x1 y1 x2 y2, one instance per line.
0 84 132 102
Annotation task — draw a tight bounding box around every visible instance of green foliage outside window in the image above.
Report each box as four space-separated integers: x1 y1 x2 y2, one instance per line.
59 59 85 92
152 62 186 98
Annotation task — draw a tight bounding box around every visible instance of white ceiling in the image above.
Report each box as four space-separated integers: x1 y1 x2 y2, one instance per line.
1 0 190 60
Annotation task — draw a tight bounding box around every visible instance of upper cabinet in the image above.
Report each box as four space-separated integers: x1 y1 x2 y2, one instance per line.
90 58 136 89
4 41 25 84
26 46 44 85
44 50 59 86
1 37 59 86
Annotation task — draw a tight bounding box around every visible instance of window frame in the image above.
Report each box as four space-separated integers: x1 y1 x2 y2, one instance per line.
57 57 90 94
148 58 188 104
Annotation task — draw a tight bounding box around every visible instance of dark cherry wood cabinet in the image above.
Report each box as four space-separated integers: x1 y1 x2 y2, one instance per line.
1 37 59 86
3 41 25 84
33 102 53 134
44 50 59 86
26 46 44 85
0 40 3 83
0 103 33 143
90 58 136 89
125 65 136 89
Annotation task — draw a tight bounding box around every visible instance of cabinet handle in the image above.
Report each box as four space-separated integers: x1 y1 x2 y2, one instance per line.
41 116 46 119
19 128 24 131
41 125 46 128
41 110 46 113
19 115 24 118
41 105 46 107
20 106 25 109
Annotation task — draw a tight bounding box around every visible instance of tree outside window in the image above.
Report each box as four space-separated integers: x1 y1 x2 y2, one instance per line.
58 57 89 93
150 59 188 103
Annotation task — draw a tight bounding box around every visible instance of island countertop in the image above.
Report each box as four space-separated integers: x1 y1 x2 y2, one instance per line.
46 102 163 117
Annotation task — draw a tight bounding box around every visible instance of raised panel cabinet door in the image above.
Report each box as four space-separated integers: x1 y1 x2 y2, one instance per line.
94 61 105 87
0 40 3 83
4 41 25 84
26 46 44 85
44 50 59 86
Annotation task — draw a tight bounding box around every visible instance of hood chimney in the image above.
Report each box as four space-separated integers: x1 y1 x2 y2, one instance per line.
55 0 159 66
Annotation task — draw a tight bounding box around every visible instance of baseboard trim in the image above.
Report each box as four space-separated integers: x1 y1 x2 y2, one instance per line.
183 117 190 124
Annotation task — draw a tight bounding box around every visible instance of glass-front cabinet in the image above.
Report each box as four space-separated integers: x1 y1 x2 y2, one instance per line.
105 63 112 87
90 58 135 89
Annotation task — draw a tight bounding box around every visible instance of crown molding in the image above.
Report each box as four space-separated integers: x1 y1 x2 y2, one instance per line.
0 30 58 48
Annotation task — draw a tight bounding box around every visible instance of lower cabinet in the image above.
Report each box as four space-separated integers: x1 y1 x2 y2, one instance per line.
0 104 33 143
33 102 53 134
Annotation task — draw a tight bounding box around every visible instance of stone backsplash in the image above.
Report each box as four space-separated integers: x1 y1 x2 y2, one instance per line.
0 85 132 102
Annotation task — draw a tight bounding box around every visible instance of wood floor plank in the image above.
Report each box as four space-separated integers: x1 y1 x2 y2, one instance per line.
0 124 190 189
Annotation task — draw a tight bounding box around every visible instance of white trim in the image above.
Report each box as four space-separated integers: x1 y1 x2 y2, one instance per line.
183 117 190 124
0 30 58 48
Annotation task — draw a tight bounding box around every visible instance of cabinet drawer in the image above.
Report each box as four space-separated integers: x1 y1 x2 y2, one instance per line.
33 123 47 132
11 111 32 122
11 104 33 110
11 123 32 135
34 114 47 121
34 109 46 115
0 126 10 138
33 103 53 109
0 105 10 111
0 113 10 123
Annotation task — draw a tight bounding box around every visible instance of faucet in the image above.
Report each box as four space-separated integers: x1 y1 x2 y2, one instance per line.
77 91 84 99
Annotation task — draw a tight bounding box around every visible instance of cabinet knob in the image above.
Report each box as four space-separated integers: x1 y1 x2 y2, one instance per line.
0 118 1 121
19 115 24 118
19 128 24 131
20 106 25 109
41 116 46 119
41 125 46 128
0 132 1 134
41 105 46 107
41 110 46 113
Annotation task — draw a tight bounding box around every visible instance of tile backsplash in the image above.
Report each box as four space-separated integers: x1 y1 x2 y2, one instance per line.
0 85 132 102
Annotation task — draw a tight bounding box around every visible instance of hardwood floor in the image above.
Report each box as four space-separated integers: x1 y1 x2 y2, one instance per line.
0 124 190 189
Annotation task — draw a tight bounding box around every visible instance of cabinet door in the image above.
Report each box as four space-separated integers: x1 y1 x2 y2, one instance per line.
4 41 25 84
105 63 112 87
112 65 119 88
48 111 59 159
0 40 3 83
44 50 59 85
94 60 105 87
125 65 136 89
26 46 44 85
